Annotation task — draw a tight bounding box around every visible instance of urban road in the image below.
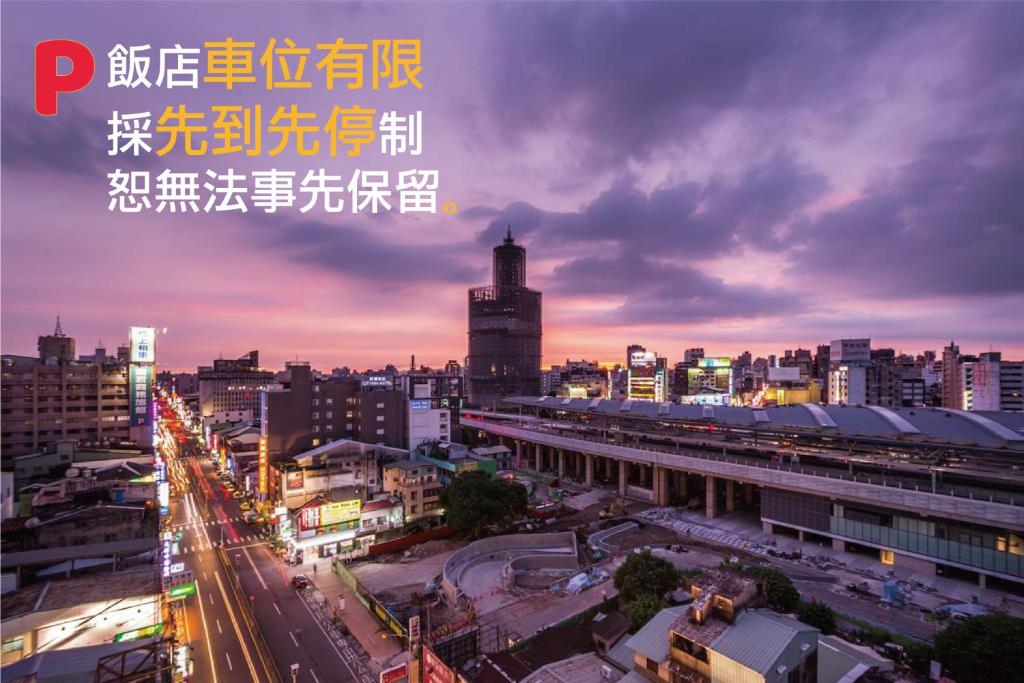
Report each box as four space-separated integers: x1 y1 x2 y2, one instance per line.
162 422 375 683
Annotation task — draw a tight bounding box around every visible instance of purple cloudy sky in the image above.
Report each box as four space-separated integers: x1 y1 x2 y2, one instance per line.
2 1 1022 371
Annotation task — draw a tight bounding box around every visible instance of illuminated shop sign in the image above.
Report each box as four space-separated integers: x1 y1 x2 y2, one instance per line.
167 581 196 599
258 435 268 496
286 471 305 490
299 499 361 530
362 374 393 388
161 530 172 580
113 622 162 643
129 364 154 427
129 326 156 364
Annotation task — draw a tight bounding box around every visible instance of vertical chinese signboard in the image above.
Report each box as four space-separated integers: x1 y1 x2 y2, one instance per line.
129 364 154 426
129 327 156 428
258 435 268 498
129 326 156 363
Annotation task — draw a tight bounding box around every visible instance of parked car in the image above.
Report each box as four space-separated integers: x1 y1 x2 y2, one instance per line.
291 574 310 589
239 501 252 511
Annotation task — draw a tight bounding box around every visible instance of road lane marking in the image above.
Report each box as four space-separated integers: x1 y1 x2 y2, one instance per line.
213 569 262 682
225 652 233 671
310 669 321 683
209 592 215 606
194 578 219 683
216 619 222 635
274 602 282 615
290 630 300 647
242 547 268 590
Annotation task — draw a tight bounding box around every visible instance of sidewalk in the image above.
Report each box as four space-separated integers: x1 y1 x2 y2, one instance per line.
299 559 406 668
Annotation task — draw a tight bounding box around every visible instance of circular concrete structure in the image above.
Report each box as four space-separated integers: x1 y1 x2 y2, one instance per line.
442 531 578 607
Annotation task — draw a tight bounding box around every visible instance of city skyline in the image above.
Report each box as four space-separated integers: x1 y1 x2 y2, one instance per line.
3 2 1023 371
2 313 1015 374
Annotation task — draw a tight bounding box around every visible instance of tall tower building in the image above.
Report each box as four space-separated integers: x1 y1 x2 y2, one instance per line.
467 227 542 408
941 341 961 409
37 315 75 363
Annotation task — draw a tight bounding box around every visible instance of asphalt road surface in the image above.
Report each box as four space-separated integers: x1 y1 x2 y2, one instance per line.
162 415 374 683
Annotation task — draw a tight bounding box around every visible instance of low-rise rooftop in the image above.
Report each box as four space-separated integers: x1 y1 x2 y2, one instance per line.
521 652 622 683
624 605 687 664
1 568 159 621
384 459 429 471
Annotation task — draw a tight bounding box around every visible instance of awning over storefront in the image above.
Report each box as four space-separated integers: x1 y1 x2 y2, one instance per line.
286 528 357 550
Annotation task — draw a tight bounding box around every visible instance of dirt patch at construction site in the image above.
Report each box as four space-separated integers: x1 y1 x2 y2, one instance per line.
606 521 681 552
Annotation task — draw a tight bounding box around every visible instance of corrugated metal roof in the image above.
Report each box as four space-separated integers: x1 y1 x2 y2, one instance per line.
606 632 637 671
618 672 650 683
623 605 686 663
501 397 1024 450
710 610 816 675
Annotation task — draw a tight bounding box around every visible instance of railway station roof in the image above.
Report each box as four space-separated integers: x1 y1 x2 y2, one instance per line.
497 397 1024 451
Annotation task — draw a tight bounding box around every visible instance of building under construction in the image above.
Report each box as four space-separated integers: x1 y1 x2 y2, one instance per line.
467 228 542 409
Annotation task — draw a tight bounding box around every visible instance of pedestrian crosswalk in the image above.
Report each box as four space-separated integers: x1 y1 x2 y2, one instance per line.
175 516 253 528
172 534 267 555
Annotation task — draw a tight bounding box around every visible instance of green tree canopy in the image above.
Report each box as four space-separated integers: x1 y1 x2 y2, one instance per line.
741 565 801 613
797 600 836 635
628 592 665 631
934 614 1024 683
763 571 801 612
439 471 529 538
614 550 681 604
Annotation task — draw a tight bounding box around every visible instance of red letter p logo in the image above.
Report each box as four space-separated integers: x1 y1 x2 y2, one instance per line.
35 40 95 116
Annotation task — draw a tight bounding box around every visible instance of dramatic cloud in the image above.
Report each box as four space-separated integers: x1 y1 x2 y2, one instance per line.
252 217 485 286
789 131 1024 298
473 153 828 258
547 252 802 325
1 100 155 177
480 2 925 169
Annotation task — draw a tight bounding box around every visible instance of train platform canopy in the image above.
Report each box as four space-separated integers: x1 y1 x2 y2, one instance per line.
499 397 1024 451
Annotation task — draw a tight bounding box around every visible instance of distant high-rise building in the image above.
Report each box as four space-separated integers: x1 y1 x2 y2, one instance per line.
262 362 405 458
828 338 871 405
683 348 705 365
779 348 813 378
865 348 901 407
467 228 542 408
681 356 734 404
627 344 646 366
962 352 1024 412
941 342 961 408
401 369 465 449
198 350 275 419
37 316 75 363
547 360 608 399
627 350 667 402
2 322 131 464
